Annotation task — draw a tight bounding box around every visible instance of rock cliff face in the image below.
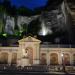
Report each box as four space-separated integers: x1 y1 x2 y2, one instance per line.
0 0 75 44
28 1 73 44
0 14 40 35
66 0 75 44
45 0 63 10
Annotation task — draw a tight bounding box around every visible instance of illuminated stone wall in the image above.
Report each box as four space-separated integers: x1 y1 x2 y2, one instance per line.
0 47 18 64
0 36 74 66
40 48 75 65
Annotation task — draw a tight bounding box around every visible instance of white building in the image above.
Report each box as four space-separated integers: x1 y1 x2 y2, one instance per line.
0 36 75 67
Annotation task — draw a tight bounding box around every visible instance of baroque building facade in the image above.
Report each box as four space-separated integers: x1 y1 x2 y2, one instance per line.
0 36 75 66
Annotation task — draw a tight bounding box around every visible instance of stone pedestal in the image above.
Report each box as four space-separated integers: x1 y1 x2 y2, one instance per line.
21 57 29 67
33 59 40 65
17 59 21 66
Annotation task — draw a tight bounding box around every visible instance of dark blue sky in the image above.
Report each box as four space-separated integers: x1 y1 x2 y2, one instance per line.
11 0 48 10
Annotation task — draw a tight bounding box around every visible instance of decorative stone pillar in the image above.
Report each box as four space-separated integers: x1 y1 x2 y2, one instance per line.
8 52 12 65
70 53 73 65
58 52 62 65
33 44 40 65
47 50 50 65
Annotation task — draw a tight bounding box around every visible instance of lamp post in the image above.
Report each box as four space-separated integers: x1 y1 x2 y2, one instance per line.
61 53 65 72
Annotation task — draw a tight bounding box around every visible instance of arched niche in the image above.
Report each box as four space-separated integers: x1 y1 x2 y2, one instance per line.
11 53 17 64
50 53 58 65
40 53 47 65
63 53 70 65
0 52 8 64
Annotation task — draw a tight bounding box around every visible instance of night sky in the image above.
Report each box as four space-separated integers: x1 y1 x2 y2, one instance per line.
11 0 48 10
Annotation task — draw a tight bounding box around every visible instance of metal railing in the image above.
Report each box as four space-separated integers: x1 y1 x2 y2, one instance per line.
41 44 75 48
0 64 48 72
0 64 75 73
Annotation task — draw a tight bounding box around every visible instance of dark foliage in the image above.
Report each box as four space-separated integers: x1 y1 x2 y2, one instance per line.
45 0 64 10
28 18 41 35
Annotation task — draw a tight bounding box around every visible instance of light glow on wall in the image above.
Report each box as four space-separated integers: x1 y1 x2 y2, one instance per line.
39 20 52 36
41 26 48 36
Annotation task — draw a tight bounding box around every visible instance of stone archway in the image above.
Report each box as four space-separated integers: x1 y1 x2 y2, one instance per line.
11 53 17 64
40 53 47 65
63 53 70 65
25 47 33 64
50 53 58 65
18 36 41 66
0 52 8 64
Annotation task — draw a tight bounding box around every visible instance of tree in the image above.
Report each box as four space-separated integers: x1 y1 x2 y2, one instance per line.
45 0 64 10
34 7 44 15
2 0 12 15
14 23 19 36
28 18 41 35
20 23 28 36
10 5 17 16
17 6 33 16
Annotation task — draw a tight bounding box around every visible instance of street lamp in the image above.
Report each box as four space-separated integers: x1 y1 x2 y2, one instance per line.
61 53 65 72
61 54 63 57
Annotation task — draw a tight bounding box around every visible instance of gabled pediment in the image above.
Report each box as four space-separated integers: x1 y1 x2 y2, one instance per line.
18 36 41 43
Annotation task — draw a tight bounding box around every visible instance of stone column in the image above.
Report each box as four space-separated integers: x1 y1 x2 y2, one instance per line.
33 44 40 65
58 52 62 65
47 50 50 65
8 52 12 65
70 52 73 65
17 45 23 66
